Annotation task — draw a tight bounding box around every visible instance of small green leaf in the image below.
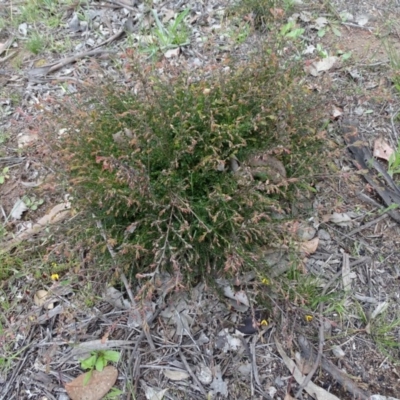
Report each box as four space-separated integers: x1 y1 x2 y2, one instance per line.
341 52 352 61
280 21 294 36
95 356 106 371
171 8 190 31
285 28 304 39
0 176 4 184
331 26 341 37
317 28 326 37
104 350 120 363
81 355 97 370
83 369 93 385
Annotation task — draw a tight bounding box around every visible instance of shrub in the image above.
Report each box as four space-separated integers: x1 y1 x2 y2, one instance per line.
58 47 323 283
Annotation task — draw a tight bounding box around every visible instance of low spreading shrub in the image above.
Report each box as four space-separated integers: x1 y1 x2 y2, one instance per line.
58 47 324 283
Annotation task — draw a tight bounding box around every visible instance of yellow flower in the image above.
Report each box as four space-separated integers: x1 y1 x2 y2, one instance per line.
305 315 313 322
51 273 59 281
261 277 270 285
260 319 268 326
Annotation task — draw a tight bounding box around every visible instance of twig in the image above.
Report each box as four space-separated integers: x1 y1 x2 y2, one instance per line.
0 326 36 398
297 335 371 400
95 218 137 307
0 50 18 64
341 22 374 31
275 337 340 400
250 334 261 387
127 306 165 395
179 350 207 395
28 49 118 77
389 106 400 144
295 268 343 397
347 213 388 236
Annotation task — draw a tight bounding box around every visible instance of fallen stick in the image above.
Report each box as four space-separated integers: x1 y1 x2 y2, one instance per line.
297 335 371 400
28 49 118 77
275 337 340 400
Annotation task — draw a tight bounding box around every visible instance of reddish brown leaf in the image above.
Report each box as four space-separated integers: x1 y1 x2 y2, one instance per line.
65 366 118 400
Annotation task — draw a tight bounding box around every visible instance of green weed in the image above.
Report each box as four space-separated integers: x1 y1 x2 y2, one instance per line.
0 167 10 184
26 31 46 54
81 350 120 372
80 350 120 384
152 8 191 49
368 308 400 362
21 195 44 211
139 8 191 57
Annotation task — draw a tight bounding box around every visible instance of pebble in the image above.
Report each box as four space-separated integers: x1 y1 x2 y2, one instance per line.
318 229 331 240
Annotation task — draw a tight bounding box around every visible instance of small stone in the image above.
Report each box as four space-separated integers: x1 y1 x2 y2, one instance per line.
274 376 285 387
318 229 331 240
332 345 345 358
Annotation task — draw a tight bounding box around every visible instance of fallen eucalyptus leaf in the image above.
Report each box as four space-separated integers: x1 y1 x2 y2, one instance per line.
299 237 319 254
371 301 389 320
104 287 130 309
222 286 249 307
65 366 118 400
328 212 353 227
141 380 168 400
373 138 393 162
163 369 190 381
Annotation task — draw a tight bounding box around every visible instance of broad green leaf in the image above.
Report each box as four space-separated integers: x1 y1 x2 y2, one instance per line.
171 8 190 31
332 26 341 36
286 28 304 39
81 355 97 370
104 350 120 363
95 356 106 371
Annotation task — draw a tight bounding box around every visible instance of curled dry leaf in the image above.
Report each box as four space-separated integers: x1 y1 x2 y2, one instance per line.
295 351 313 374
141 380 168 400
65 366 118 400
299 237 319 254
222 286 249 307
331 105 343 119
163 369 190 381
327 212 353 227
34 290 54 310
373 138 394 162
332 345 345 358
104 287 130 309
304 56 338 76
164 47 180 58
